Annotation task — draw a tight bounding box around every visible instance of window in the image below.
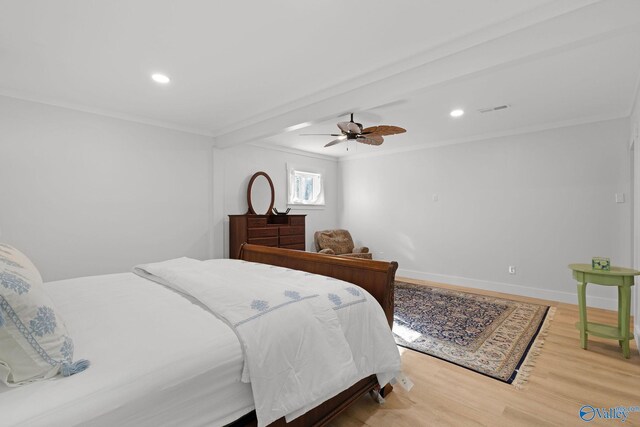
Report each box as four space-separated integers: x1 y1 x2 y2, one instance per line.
287 165 325 207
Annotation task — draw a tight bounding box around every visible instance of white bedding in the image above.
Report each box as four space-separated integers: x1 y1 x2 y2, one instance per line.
0 261 401 427
134 258 401 427
0 272 254 427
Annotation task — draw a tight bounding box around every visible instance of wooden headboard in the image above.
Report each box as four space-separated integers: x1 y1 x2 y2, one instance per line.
238 244 398 327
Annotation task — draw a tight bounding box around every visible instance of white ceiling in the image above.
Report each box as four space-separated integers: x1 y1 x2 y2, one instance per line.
2 1 640 158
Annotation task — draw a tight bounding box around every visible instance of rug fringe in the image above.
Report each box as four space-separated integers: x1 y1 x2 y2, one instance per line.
512 306 556 389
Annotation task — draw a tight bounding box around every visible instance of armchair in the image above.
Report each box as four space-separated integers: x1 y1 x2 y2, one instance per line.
313 229 372 260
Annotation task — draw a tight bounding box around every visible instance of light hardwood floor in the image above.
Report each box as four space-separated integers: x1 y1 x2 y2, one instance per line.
331 278 640 427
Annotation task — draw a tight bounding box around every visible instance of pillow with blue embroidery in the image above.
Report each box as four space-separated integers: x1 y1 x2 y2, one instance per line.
0 243 88 386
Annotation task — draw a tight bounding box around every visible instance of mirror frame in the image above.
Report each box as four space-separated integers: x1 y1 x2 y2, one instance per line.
247 171 275 215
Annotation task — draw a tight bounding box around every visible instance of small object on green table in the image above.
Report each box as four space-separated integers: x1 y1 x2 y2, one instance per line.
592 257 610 271
568 263 640 359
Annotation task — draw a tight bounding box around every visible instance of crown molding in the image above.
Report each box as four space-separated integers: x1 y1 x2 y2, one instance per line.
0 90 215 138
338 113 628 162
243 141 338 162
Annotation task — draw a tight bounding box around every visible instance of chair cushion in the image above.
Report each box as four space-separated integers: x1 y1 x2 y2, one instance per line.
0 243 87 386
318 248 336 255
316 230 354 255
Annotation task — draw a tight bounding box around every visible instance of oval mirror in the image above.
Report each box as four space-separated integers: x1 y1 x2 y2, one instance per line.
247 171 275 215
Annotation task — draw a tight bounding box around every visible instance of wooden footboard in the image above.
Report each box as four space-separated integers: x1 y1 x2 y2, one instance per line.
238 243 398 327
235 244 398 426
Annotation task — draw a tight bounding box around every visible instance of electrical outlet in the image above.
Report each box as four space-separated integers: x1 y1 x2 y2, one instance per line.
508 266 516 275
393 373 414 392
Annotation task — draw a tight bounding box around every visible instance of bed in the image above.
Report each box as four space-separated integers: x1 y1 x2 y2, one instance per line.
0 244 400 426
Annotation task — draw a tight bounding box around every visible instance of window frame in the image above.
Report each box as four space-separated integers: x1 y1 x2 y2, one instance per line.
286 164 326 209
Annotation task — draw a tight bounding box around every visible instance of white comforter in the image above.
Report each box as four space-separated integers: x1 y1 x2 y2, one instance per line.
134 258 400 427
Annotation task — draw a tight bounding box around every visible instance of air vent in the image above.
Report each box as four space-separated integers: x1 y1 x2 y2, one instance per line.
478 104 510 113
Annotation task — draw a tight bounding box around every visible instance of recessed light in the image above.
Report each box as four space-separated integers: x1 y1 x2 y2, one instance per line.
151 73 170 84
450 109 464 118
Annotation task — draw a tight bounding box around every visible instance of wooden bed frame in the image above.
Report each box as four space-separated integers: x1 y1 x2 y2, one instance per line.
234 244 398 427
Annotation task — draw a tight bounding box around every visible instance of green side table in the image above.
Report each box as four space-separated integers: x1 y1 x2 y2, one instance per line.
568 263 639 358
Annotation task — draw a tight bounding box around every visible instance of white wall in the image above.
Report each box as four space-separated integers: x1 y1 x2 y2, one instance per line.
340 119 631 309
213 144 339 258
3 93 633 316
631 89 640 345
0 96 214 281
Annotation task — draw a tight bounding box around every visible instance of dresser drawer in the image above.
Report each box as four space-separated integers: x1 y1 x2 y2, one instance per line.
289 216 305 226
279 226 305 236
247 217 267 228
229 213 306 260
280 243 305 251
247 237 279 246
279 234 305 245
248 227 278 238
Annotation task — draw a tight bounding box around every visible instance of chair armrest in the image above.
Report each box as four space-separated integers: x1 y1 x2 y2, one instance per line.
318 248 336 255
352 246 369 254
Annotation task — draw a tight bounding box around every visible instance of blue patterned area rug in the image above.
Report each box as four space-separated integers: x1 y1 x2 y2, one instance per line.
393 281 555 387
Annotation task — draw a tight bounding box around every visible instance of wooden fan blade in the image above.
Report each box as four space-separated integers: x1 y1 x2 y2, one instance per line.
360 125 406 136
324 136 347 147
300 133 342 136
356 134 384 145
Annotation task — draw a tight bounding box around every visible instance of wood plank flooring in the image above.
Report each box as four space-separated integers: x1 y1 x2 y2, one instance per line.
331 278 640 427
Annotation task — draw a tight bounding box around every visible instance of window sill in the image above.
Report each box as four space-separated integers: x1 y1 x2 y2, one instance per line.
287 204 326 211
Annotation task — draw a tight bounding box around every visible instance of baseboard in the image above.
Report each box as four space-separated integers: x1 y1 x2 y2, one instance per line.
635 324 640 357
396 268 618 310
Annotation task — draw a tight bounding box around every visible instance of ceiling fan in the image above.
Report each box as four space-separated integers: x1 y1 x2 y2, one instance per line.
301 113 406 147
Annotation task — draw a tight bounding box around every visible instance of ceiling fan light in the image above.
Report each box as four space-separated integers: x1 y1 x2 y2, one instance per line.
450 109 464 117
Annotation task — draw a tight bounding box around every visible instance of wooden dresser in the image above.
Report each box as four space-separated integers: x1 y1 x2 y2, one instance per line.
228 214 306 259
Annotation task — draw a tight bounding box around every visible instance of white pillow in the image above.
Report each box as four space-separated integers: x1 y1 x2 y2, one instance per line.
0 243 89 386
